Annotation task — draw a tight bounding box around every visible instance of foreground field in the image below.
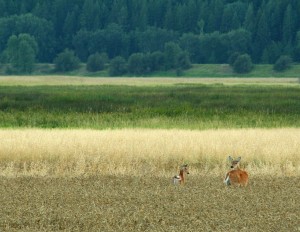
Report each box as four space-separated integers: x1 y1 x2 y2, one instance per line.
0 128 299 177
0 175 299 231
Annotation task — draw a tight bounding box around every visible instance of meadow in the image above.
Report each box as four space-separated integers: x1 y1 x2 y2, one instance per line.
0 77 300 129
0 76 299 231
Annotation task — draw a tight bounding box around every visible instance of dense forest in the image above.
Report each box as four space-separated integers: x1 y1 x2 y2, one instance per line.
0 0 300 74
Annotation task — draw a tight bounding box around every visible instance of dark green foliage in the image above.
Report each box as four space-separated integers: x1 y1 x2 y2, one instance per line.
0 0 299 66
0 14 55 62
128 53 148 75
232 54 253 73
54 49 80 72
228 52 240 66
5 33 38 74
109 56 127 76
149 51 165 71
86 52 106 72
273 55 293 72
177 51 191 70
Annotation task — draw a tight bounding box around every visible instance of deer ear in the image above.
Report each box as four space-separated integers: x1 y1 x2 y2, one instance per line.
228 156 233 162
237 157 241 162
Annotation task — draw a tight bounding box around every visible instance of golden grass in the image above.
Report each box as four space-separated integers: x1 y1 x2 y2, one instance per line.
0 128 299 177
0 75 299 86
0 128 299 231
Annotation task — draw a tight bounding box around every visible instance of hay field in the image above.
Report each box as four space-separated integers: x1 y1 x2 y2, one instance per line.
0 128 299 231
0 128 299 177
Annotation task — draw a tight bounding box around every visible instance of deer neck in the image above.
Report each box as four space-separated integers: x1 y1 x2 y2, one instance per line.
233 165 241 171
179 170 185 180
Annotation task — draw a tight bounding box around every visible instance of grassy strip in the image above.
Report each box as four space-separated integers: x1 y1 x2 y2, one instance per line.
0 84 300 129
2 63 300 77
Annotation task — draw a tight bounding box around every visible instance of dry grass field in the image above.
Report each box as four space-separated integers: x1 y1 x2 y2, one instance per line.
0 128 299 231
0 75 299 86
0 128 299 177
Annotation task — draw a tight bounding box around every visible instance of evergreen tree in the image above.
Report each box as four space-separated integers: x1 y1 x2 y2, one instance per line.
253 8 271 62
243 3 255 33
282 4 295 44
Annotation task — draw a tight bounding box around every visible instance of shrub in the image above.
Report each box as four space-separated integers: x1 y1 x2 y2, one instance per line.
177 51 191 70
54 49 80 72
150 51 165 71
273 55 292 72
128 53 147 75
232 54 253 73
86 53 105 72
109 56 127 76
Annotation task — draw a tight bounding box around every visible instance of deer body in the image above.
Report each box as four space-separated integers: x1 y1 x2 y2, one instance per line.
173 164 189 185
224 156 248 187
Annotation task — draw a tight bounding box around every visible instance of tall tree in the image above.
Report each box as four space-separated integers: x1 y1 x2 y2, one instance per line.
282 4 295 44
253 8 271 62
243 3 255 33
5 33 38 73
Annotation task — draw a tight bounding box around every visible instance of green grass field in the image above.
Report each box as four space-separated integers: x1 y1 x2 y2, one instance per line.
0 78 300 129
0 76 299 231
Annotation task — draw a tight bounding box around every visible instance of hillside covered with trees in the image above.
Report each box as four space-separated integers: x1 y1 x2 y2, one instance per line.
0 0 300 74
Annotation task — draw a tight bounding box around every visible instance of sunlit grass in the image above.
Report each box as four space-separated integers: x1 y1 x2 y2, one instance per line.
0 128 299 177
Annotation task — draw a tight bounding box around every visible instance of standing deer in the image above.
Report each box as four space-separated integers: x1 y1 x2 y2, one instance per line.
173 164 190 185
224 156 248 187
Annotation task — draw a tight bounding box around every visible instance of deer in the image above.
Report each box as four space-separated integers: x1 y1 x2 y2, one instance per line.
173 164 190 185
224 156 248 187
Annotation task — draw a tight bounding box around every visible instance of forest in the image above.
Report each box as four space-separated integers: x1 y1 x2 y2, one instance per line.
0 0 300 74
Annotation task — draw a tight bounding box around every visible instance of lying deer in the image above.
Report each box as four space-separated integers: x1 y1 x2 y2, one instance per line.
224 156 248 187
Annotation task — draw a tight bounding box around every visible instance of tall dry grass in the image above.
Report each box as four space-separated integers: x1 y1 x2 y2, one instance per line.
0 128 299 177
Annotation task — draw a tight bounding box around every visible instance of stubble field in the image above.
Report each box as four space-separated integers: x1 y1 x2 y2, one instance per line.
0 76 299 231
1 175 299 231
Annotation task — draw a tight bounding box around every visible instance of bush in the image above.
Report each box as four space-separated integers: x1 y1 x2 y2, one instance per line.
232 54 253 73
150 51 165 71
228 52 240 66
128 53 147 75
273 55 292 72
54 49 80 72
86 53 106 72
109 56 127 76
177 51 191 70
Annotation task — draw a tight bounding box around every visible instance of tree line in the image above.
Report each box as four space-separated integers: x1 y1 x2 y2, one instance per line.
0 0 299 74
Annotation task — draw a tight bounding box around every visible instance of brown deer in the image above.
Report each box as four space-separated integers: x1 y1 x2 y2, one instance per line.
173 164 190 185
224 156 248 187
